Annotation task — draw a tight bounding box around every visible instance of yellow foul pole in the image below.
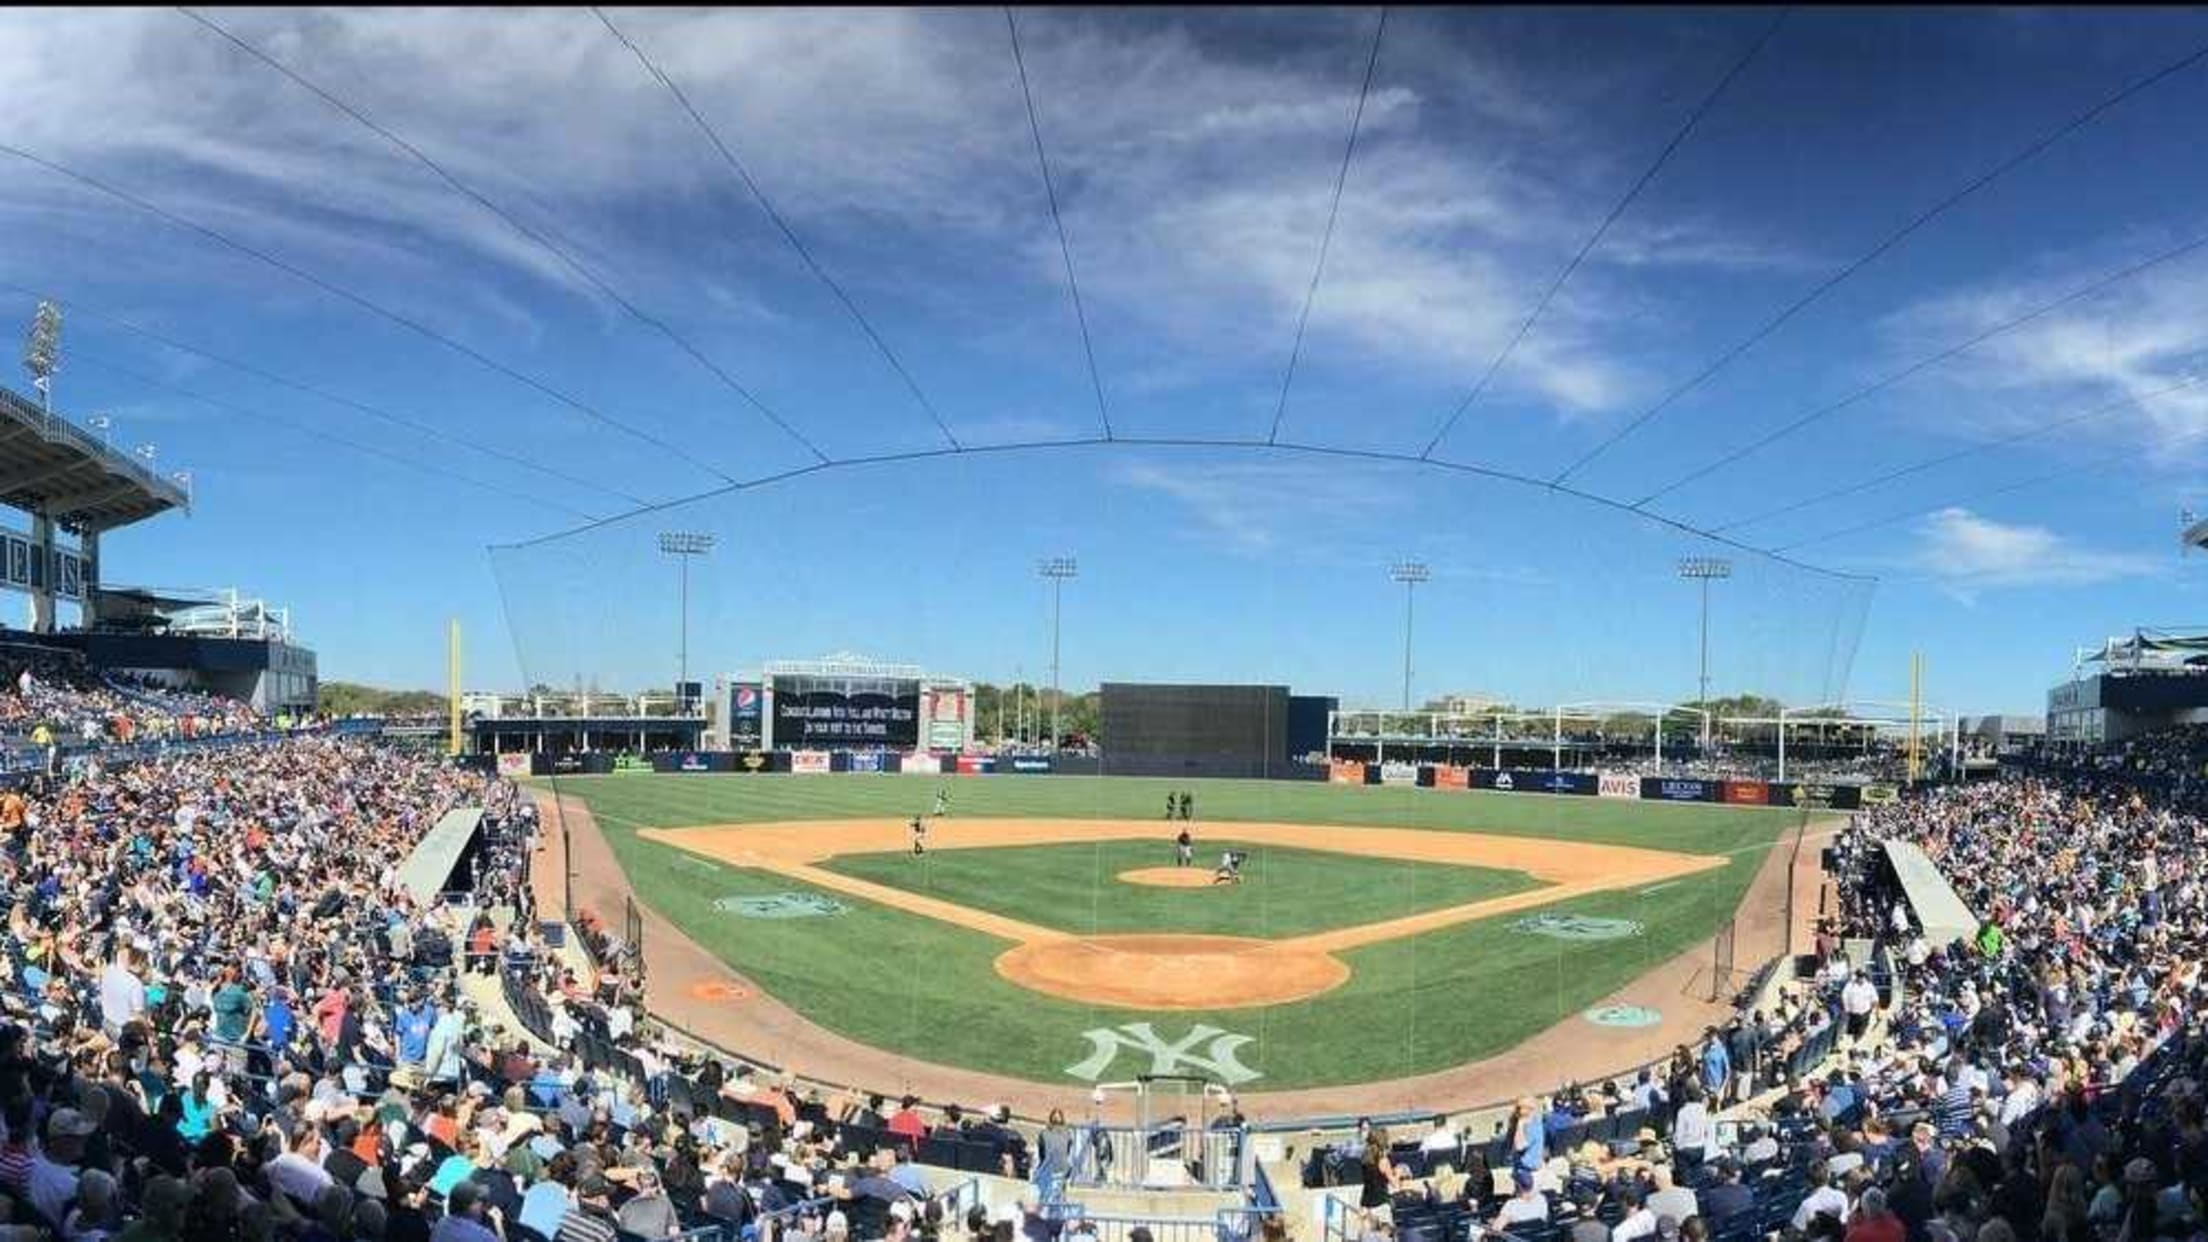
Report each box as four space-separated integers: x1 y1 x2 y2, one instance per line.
1907 650 1922 783
448 618 462 757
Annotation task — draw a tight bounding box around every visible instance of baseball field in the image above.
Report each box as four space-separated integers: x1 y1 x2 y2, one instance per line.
552 774 1804 1092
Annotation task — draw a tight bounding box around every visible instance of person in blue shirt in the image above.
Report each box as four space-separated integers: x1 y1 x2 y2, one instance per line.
395 992 438 1068
261 986 297 1055
1700 1028 1732 1100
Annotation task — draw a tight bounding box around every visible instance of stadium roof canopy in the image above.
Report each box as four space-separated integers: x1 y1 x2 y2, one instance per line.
0 383 189 533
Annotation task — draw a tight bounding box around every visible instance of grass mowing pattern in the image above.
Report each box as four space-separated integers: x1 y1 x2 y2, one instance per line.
553 773 1801 1089
822 839 1543 938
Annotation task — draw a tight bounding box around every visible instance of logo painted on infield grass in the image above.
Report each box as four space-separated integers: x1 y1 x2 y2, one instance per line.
1066 1023 1262 1085
1512 913 1645 942
714 893 847 919
1583 1004 1662 1028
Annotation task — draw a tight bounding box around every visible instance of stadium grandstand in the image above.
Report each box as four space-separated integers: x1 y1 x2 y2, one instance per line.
14 15 2208 1242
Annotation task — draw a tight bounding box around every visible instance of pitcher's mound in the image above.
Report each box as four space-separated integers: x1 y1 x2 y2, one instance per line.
1118 866 1225 889
995 934 1349 1009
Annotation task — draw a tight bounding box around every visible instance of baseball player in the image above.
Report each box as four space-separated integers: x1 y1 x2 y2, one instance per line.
910 814 927 858
1175 826 1193 867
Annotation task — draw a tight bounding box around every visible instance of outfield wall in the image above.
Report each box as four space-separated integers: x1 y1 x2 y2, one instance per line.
483 746 1879 808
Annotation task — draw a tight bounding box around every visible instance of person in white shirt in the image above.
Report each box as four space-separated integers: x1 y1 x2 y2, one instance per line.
1611 1191 1658 1242
267 1125 336 1205
1494 1171 1548 1228
97 950 147 1038
1790 1164 1849 1232
1842 975 1879 1041
1672 1094 1717 1163
1419 1121 1460 1153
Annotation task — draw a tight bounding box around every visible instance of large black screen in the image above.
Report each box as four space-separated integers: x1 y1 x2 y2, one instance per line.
771 677 919 748
1100 683 1289 776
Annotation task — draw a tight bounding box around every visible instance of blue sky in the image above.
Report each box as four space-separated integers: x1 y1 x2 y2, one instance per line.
5 7 2208 714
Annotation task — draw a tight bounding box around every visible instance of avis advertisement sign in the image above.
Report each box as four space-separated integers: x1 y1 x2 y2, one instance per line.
790 750 831 774
1598 772 1639 799
1643 777 1718 802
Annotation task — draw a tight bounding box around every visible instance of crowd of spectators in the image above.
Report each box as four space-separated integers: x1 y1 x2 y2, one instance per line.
0 731 1044 1242
0 647 267 757
1341 773 2208 1242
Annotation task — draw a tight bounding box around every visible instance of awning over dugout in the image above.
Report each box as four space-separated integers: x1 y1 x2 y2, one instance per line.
1883 839 1979 948
397 807 484 905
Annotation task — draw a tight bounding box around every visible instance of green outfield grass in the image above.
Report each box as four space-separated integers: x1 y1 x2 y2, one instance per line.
552 773 1806 1090
821 838 1543 938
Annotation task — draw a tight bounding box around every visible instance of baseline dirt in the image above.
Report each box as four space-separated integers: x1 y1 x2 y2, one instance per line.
545 790 1838 1120
1118 866 1223 889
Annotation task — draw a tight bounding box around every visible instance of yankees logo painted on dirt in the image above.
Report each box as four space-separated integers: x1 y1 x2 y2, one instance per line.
1511 913 1645 941
1066 1022 1262 1085
1582 1004 1662 1028
713 893 847 919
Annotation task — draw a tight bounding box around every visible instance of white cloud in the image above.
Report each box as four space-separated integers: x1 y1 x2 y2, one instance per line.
1109 457 1404 553
0 8 1808 434
1879 239 2208 460
1911 506 2158 594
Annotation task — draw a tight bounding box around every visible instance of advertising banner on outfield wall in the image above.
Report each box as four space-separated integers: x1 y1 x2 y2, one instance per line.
613 754 653 775
1329 760 1367 785
1767 782 1862 810
730 683 764 751
1598 772 1639 799
1533 771 1599 796
1724 780 1770 806
649 751 731 773
495 753 532 778
1860 785 1899 804
955 754 995 775
732 751 773 774
1643 777 1719 802
901 752 941 775
1433 765 1470 789
1379 761 1419 785
840 751 887 773
1005 756 1053 774
790 750 831 774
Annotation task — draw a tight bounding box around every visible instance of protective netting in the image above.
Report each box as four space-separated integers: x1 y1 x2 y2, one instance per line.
490 443 1874 1110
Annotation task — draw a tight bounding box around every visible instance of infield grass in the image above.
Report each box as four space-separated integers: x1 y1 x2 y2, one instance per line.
821 838 1543 938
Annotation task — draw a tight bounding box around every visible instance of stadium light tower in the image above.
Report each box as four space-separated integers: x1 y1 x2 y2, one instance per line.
1389 559 1430 712
659 532 715 713
22 300 60 412
1678 556 1732 749
1037 556 1078 750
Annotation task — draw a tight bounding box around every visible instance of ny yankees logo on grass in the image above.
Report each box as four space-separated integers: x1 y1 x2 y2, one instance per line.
1066 1022 1262 1085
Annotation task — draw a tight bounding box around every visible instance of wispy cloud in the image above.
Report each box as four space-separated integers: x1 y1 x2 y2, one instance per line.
1909 506 2159 599
1878 239 2208 460
0 8 1812 437
1109 457 1404 553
